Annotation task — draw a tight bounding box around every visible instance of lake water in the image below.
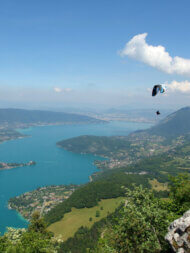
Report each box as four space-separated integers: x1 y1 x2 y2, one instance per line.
0 121 151 234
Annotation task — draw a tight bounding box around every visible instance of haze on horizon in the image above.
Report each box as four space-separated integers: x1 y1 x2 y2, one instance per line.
0 0 190 112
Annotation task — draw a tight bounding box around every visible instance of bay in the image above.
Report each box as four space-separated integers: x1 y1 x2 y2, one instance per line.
0 121 151 234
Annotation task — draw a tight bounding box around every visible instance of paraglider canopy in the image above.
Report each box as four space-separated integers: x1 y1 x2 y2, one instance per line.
152 84 165 96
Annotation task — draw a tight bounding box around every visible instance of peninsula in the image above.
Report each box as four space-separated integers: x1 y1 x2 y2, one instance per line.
0 161 36 170
8 184 78 220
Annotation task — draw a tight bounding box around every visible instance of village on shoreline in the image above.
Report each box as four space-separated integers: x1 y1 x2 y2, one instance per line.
8 185 78 220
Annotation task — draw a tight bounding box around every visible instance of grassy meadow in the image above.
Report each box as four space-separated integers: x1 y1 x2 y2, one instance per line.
48 197 125 241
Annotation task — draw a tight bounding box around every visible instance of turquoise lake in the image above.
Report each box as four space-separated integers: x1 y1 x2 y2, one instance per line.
0 121 151 234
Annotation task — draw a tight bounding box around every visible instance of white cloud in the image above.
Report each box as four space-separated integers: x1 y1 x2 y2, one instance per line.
54 87 62 93
165 80 190 93
120 33 190 76
54 87 73 93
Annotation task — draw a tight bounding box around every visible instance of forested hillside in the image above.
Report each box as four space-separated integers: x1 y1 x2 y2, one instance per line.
57 135 131 156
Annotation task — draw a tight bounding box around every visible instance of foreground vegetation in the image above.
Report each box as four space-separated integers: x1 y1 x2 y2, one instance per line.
0 212 57 253
59 173 190 253
0 174 189 252
94 185 173 253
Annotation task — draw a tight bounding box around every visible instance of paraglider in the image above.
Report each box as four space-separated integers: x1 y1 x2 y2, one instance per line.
152 84 166 115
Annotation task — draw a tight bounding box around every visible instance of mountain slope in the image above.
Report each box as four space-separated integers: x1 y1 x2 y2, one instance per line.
0 108 104 126
146 107 190 137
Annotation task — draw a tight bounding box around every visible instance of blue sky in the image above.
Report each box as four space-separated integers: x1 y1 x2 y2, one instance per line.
0 0 190 110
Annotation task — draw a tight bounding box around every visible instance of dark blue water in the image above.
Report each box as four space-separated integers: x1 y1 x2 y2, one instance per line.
0 121 151 233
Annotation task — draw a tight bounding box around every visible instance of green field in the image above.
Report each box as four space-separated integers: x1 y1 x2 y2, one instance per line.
149 179 168 191
48 197 125 241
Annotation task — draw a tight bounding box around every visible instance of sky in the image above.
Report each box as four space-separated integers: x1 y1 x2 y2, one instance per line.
0 0 190 111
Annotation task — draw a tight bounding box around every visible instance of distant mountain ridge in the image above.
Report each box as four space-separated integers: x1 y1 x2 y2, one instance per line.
0 108 104 126
145 107 190 137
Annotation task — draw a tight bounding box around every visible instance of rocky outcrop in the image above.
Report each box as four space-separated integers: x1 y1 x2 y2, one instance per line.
165 210 190 253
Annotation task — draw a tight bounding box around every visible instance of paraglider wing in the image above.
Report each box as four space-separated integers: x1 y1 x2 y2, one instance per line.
152 84 165 96
152 85 162 96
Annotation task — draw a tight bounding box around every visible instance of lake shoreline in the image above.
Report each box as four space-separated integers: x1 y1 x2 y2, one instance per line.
0 121 151 234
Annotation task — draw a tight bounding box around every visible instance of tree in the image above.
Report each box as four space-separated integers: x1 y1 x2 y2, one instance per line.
168 173 190 214
95 211 100 218
20 211 56 252
28 211 48 234
0 235 10 252
0 212 58 253
95 185 173 253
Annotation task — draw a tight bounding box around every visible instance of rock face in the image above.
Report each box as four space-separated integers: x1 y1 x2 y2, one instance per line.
165 210 190 253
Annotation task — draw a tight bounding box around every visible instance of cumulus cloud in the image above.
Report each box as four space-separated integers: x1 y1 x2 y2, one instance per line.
165 80 190 93
120 33 190 76
54 87 73 93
